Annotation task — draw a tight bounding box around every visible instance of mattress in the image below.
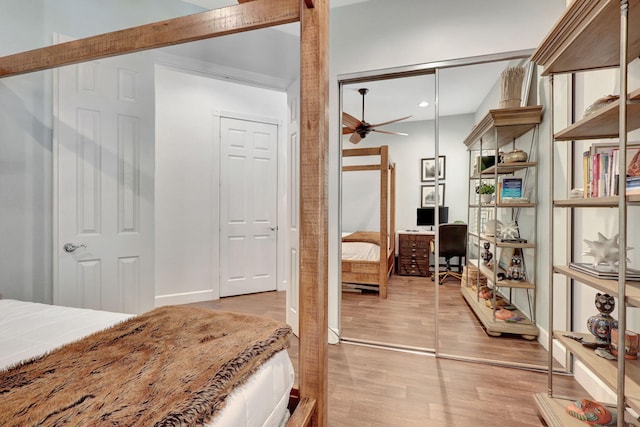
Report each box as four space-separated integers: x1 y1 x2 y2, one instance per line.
342 241 380 261
341 232 380 261
0 299 294 427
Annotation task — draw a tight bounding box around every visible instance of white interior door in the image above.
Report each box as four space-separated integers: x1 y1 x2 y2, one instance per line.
55 51 155 314
219 117 278 297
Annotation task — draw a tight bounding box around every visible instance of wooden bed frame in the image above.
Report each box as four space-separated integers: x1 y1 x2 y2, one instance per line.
0 0 328 426
341 146 396 299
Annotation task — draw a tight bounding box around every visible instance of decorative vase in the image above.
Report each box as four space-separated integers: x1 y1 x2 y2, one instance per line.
586 293 618 343
481 194 492 204
503 149 528 163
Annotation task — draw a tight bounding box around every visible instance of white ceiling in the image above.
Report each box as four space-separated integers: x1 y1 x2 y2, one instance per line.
341 60 511 126
167 1 518 125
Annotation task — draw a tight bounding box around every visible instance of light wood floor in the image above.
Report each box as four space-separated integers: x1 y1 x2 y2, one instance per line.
188 285 586 426
341 273 553 368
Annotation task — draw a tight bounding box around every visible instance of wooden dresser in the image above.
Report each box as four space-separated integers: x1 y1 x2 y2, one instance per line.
397 231 433 277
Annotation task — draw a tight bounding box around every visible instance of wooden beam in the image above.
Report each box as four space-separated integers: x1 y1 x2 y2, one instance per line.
299 0 329 425
343 164 381 172
0 0 300 78
378 145 389 299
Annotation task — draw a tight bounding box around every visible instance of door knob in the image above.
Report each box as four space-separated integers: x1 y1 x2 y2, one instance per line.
63 243 87 253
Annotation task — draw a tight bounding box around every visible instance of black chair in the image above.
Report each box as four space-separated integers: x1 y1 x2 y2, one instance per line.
431 223 467 284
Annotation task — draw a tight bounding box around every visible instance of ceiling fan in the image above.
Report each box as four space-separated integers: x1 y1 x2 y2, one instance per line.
342 88 412 144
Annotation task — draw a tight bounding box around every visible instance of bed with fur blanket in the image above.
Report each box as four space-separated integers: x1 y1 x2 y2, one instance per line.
0 303 292 427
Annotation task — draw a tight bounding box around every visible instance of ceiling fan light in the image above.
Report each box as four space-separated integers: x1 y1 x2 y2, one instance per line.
418 101 429 108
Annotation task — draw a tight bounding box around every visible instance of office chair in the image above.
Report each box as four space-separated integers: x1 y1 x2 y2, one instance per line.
431 223 467 284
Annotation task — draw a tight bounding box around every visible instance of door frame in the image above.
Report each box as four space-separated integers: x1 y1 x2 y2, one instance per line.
213 111 286 298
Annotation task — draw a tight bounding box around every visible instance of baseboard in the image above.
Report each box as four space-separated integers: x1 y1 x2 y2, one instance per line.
540 326 617 403
155 290 217 307
574 360 617 404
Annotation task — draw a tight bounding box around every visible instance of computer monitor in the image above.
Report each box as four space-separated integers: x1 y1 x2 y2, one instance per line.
416 207 449 229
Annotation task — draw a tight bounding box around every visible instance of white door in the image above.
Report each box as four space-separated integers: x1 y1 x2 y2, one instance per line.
285 79 300 336
219 117 278 297
55 52 155 314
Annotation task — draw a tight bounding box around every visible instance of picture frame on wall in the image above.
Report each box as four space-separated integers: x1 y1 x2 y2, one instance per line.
421 156 445 181
421 184 445 207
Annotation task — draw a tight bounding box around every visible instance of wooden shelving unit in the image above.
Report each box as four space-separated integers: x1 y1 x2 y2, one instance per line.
463 105 541 340
554 195 640 207
460 282 538 339
532 0 639 425
554 89 640 141
553 265 640 307
472 161 538 177
463 106 543 149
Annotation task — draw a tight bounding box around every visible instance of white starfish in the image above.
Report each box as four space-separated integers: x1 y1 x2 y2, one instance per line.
583 233 633 269
498 221 519 239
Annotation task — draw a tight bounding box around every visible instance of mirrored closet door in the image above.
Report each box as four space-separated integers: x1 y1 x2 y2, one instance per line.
338 50 562 370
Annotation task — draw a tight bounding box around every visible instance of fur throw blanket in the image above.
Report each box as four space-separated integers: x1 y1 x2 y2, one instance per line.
0 305 291 426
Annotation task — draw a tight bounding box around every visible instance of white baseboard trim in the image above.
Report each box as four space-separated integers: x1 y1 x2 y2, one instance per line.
541 326 616 403
328 327 340 345
574 360 617 404
155 290 216 307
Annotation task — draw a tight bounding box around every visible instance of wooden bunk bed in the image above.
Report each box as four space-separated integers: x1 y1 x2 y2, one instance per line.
0 0 329 426
341 146 396 299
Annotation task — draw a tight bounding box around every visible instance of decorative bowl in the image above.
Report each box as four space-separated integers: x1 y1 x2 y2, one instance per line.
503 149 528 163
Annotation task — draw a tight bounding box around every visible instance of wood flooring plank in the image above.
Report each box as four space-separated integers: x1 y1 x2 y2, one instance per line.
187 288 585 426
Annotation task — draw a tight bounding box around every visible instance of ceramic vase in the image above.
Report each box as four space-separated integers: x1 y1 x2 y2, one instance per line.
586 293 618 343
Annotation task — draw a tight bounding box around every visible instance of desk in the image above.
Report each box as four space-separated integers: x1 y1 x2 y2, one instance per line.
396 230 435 277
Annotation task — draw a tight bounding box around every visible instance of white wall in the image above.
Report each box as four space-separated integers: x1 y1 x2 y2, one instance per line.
0 0 203 303
154 65 287 306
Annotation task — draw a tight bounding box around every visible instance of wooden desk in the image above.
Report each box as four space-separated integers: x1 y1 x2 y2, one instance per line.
397 230 434 277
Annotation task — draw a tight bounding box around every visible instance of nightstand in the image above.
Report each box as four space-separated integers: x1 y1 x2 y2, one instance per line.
397 231 434 277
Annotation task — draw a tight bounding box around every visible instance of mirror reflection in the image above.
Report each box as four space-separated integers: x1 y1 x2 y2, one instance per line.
339 54 557 369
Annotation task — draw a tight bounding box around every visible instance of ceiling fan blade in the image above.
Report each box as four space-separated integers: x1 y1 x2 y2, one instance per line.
349 132 362 144
342 112 362 129
369 115 413 128
372 129 408 136
342 127 356 135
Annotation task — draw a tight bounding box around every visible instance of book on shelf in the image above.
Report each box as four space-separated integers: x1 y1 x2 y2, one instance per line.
583 150 590 198
582 143 640 198
569 262 640 281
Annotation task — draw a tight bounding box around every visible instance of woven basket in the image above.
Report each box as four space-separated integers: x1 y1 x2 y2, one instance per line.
499 66 525 109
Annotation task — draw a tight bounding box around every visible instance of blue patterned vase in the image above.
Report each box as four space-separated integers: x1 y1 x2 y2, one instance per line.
587 293 618 343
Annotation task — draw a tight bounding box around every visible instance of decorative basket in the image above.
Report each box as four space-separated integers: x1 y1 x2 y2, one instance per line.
499 66 525 108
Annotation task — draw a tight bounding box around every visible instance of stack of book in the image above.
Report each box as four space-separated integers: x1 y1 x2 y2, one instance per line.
569 262 640 281
628 176 640 195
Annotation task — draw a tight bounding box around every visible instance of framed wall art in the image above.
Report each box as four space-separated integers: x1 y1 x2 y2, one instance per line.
421 184 445 207
421 156 445 181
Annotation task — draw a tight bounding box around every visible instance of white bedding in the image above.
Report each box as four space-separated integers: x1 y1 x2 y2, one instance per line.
0 299 294 427
341 241 380 261
341 232 380 261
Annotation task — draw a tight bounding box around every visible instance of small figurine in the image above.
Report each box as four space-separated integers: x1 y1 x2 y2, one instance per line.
566 399 614 426
587 293 618 343
481 242 493 265
507 253 525 281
